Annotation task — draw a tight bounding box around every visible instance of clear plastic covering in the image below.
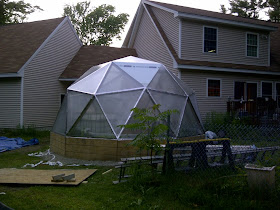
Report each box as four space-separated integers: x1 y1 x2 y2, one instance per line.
52 56 204 139
68 63 109 95
120 90 156 138
148 66 185 96
97 89 143 137
68 97 115 138
149 90 186 136
178 99 204 137
170 72 194 96
52 95 67 135
97 63 143 93
117 63 159 86
66 91 92 133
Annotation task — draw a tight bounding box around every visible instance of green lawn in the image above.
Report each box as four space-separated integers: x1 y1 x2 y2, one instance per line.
0 129 279 209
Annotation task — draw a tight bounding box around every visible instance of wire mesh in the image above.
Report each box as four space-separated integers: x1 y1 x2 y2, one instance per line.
118 115 280 186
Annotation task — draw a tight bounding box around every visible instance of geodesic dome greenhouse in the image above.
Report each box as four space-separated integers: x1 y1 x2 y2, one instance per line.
52 56 204 139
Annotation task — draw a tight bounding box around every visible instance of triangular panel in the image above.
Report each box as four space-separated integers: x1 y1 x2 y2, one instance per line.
189 93 203 124
52 95 67 135
117 63 159 87
148 66 185 96
66 91 93 133
68 97 115 138
120 90 156 138
170 73 194 96
149 90 187 136
97 90 143 137
67 63 109 95
97 63 143 93
178 99 204 137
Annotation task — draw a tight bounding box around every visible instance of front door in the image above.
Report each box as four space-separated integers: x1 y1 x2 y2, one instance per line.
246 83 257 114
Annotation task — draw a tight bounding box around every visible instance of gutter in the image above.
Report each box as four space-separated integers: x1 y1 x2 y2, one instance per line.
177 64 280 76
175 12 278 31
0 73 22 78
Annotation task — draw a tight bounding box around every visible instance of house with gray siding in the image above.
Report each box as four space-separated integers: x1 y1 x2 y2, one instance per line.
0 17 138 129
123 0 280 121
0 17 82 129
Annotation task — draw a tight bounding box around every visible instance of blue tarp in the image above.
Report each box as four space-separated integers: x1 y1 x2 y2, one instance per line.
0 136 39 153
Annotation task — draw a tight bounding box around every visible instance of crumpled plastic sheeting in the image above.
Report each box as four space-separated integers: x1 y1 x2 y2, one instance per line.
23 149 95 168
205 131 218 139
23 149 63 168
0 136 39 153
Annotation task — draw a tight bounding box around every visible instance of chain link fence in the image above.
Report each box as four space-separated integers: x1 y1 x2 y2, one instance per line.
116 110 280 189
165 121 280 171
115 114 280 207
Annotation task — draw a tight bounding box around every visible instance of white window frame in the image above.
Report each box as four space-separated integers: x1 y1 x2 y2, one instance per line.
246 32 259 58
203 26 218 54
261 81 273 98
206 78 222 98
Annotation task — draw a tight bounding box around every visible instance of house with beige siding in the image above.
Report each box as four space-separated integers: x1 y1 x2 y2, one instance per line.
0 17 137 129
0 17 82 129
123 0 280 121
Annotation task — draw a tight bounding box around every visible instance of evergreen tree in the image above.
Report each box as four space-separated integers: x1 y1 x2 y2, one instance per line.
220 0 266 19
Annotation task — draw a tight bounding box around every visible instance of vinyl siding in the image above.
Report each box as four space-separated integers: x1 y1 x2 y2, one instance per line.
181 70 279 121
23 20 81 128
133 8 178 75
181 20 269 66
152 7 179 56
0 78 21 128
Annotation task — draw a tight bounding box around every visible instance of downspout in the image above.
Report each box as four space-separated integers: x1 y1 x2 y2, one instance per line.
20 75 24 128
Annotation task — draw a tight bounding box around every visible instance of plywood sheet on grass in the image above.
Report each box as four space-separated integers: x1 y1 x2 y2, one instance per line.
0 168 97 186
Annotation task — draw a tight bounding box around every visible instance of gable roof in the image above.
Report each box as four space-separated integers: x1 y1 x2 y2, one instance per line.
124 0 280 74
147 0 277 30
0 17 66 74
59 45 138 80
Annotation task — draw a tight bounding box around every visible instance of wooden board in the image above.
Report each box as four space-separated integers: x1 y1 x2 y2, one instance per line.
0 168 97 186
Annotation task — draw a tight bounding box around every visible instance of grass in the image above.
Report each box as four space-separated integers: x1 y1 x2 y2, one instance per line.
0 129 280 209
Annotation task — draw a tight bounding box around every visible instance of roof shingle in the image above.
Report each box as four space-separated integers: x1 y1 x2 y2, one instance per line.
148 0 277 28
0 17 65 74
60 45 138 79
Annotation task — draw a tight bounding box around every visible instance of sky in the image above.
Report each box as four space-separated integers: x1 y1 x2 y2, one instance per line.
23 0 231 47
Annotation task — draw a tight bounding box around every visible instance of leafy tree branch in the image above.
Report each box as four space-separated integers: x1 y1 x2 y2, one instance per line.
63 1 129 46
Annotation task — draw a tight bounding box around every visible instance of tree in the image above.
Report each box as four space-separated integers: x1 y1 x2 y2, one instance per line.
220 4 228 13
0 0 42 25
120 105 177 165
63 1 129 46
220 0 266 19
266 0 280 22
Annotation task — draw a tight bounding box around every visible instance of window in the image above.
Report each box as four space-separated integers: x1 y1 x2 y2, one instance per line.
204 27 217 53
262 82 272 98
207 79 220 97
247 33 258 57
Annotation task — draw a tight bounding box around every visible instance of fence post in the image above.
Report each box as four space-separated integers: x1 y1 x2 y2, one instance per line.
162 114 174 174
